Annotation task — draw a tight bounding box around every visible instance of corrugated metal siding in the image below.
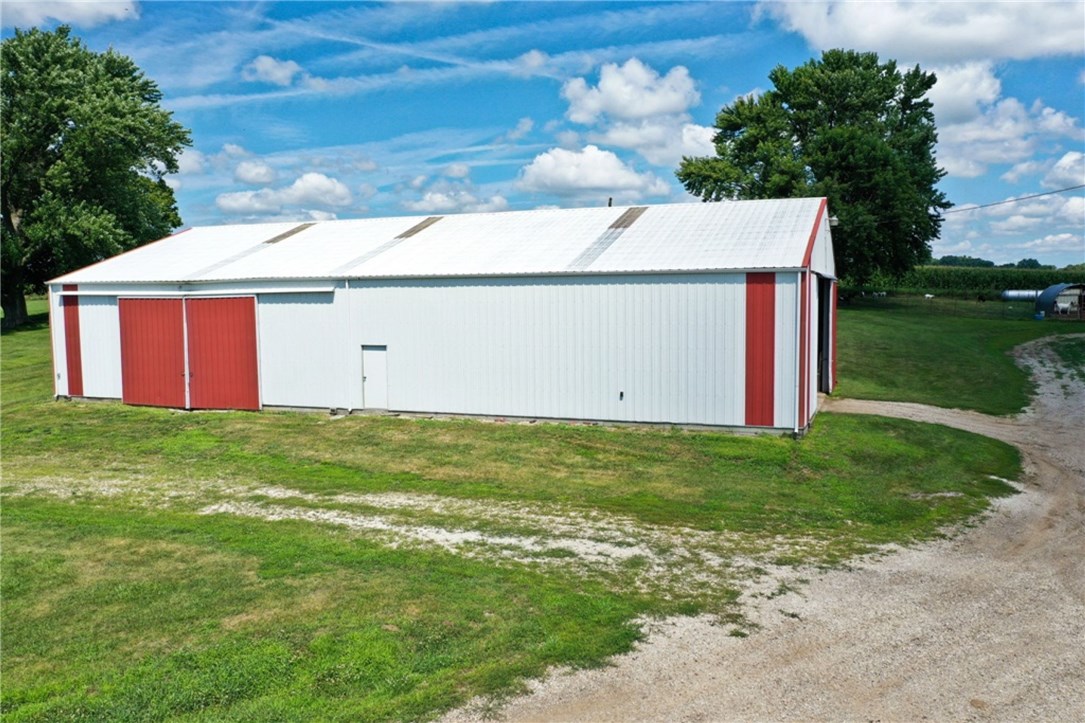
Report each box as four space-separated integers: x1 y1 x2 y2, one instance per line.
49 290 68 397
798 272 811 428
343 274 747 425
773 274 799 429
257 292 342 408
45 197 832 429
589 200 822 274
57 223 302 283
207 217 429 281
186 297 259 410
807 207 836 279
119 298 186 408
744 273 775 426
78 297 122 399
350 208 615 279
54 199 833 284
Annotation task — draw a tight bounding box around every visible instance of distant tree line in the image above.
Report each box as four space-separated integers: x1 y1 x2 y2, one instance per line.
866 265 1085 297
933 255 1064 270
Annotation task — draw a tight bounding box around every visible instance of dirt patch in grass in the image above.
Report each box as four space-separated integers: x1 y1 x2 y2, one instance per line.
7 475 824 607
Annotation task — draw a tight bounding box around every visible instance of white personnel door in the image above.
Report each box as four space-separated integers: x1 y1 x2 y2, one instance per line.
361 345 388 409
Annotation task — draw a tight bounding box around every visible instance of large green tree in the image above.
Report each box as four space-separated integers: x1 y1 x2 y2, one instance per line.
1 26 190 327
677 49 950 284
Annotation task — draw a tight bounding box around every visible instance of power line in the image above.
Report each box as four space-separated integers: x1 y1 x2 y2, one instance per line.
944 183 1085 214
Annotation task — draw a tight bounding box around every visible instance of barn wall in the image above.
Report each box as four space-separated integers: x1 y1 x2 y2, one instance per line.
772 274 799 430
49 289 69 397
343 274 750 425
807 203 835 279
257 291 343 409
78 297 122 399
48 273 813 429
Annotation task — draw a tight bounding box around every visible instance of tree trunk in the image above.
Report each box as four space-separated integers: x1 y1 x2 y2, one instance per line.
1 283 29 330
2 210 30 329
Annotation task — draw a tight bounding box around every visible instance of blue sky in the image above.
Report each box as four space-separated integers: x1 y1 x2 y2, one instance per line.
3 1 1084 267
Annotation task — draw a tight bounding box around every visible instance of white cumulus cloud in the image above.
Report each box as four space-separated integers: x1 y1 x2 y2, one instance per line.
443 163 470 179
234 160 278 185
928 62 1002 126
562 58 700 124
177 149 208 176
403 191 508 214
242 55 304 87
559 58 714 167
759 1 1085 63
216 172 352 215
1001 160 1051 184
937 97 1084 178
2 1 137 27
1042 152 1085 189
592 119 715 167
518 145 670 198
1008 232 1085 253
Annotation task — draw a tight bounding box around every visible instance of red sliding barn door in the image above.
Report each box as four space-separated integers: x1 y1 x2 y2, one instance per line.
119 298 186 408
118 296 259 410
186 297 259 410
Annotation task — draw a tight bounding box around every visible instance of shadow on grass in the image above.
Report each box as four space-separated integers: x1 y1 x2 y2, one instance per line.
1 312 49 335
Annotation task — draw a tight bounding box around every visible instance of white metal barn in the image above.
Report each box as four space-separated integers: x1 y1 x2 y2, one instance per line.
49 198 837 432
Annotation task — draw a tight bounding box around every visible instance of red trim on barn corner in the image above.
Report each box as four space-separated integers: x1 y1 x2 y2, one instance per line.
798 272 809 428
801 198 829 269
62 284 83 397
744 273 776 427
831 281 838 392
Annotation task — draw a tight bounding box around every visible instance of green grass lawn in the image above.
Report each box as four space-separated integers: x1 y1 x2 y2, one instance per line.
836 296 1078 414
0 300 1057 722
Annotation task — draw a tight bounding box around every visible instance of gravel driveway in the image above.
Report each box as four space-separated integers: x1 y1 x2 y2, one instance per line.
446 335 1085 722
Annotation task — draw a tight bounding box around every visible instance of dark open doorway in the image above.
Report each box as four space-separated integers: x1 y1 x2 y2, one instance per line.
816 276 834 393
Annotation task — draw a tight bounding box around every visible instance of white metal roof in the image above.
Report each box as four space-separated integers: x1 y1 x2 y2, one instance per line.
52 198 832 284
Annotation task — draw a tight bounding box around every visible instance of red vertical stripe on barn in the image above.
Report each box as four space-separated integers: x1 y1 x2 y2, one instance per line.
831 281 838 392
745 273 775 426
62 284 83 396
186 297 259 410
119 298 186 407
798 272 810 428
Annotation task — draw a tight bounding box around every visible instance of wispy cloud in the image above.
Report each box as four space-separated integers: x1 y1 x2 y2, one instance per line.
2 0 138 28
168 35 734 111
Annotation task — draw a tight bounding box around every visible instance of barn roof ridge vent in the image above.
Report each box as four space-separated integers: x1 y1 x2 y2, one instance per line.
609 206 648 229
396 216 444 239
188 222 317 279
263 222 316 244
329 216 446 276
566 206 648 271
